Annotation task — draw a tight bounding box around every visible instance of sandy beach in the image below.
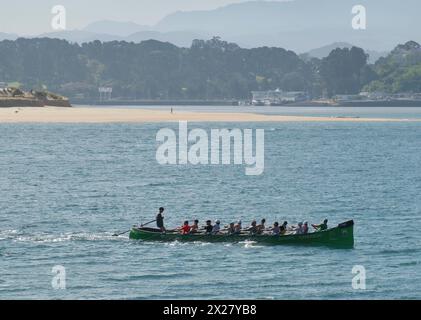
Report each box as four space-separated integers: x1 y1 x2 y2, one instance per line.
0 107 420 123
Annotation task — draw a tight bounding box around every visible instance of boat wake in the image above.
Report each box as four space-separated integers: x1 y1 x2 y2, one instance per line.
0 230 128 243
240 240 263 248
0 229 19 241
164 240 213 247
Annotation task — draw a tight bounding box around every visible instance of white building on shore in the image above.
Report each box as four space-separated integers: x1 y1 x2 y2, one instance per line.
251 89 307 106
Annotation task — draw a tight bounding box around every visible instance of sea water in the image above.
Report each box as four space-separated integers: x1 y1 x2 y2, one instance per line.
0 111 420 299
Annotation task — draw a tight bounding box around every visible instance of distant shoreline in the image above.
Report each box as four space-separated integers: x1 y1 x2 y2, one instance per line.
0 98 72 108
1 107 420 123
69 99 421 108
0 88 72 108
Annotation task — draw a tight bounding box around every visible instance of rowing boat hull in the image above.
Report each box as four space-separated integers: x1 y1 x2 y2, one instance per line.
129 220 354 248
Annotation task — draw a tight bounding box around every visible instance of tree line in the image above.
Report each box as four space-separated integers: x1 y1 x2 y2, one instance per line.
0 37 419 100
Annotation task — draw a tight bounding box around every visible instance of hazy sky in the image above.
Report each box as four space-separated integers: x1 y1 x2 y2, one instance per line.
0 0 283 35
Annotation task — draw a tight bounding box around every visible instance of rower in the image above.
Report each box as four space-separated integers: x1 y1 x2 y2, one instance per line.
234 221 242 234
294 222 304 234
257 219 266 234
227 222 236 235
312 219 328 232
271 222 281 235
303 221 309 234
156 207 166 232
280 221 288 234
247 220 258 235
203 220 213 234
190 220 199 233
180 221 191 235
212 220 221 234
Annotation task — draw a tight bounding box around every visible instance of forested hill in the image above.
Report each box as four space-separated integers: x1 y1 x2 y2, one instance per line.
0 37 418 101
364 41 421 93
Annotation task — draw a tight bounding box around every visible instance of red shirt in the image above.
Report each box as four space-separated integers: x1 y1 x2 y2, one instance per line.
181 225 191 234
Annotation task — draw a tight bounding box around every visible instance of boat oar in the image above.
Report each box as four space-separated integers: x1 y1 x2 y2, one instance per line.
113 219 157 236
112 229 131 237
140 220 156 227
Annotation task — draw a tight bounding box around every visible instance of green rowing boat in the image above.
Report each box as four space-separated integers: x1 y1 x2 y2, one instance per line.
129 220 354 248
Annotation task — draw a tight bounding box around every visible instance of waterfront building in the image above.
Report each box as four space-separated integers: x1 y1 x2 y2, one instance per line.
251 89 307 106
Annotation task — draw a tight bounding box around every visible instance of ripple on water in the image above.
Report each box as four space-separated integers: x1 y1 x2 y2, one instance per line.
7 232 128 244
1 121 421 299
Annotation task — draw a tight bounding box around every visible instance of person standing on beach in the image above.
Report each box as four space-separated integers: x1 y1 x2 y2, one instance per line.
156 207 166 232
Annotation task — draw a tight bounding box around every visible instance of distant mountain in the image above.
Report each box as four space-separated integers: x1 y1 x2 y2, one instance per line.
83 20 150 37
37 30 124 43
0 32 18 41
127 30 207 48
35 29 206 48
306 42 388 64
154 0 421 52
12 0 421 52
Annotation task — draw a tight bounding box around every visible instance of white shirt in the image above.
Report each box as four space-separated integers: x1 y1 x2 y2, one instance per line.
295 226 304 234
212 224 220 233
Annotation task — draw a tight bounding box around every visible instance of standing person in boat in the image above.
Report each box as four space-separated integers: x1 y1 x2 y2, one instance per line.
190 220 199 233
257 219 266 234
271 222 281 235
312 219 328 231
156 207 166 232
203 220 213 234
212 220 221 234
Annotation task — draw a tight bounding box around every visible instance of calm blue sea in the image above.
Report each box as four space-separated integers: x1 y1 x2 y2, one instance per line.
1 108 421 299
